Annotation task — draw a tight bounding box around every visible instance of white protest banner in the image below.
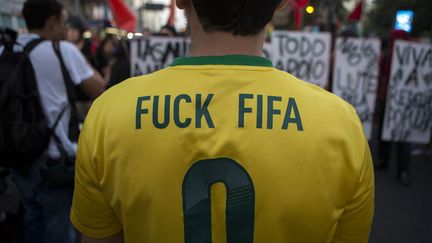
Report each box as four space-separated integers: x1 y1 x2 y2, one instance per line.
272 31 332 87
263 42 273 59
131 37 190 77
382 40 432 144
332 37 381 139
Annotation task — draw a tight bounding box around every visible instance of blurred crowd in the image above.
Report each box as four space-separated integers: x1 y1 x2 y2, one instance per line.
64 16 184 90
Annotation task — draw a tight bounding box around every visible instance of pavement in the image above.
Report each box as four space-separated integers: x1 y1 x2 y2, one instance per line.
369 150 432 243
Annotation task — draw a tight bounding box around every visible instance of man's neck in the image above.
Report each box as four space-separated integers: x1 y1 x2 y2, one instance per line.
190 30 265 57
29 29 52 40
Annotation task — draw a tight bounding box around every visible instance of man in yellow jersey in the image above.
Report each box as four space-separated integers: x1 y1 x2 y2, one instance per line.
71 0 375 242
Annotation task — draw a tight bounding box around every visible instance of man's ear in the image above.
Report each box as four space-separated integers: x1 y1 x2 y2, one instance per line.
176 0 190 10
276 0 289 11
45 15 57 30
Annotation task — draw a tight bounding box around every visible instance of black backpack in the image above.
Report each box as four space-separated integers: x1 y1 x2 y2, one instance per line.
0 30 50 168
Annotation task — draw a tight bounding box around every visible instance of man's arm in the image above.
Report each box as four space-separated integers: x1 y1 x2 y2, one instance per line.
60 41 106 99
332 138 375 243
81 232 124 243
71 109 123 240
79 71 105 100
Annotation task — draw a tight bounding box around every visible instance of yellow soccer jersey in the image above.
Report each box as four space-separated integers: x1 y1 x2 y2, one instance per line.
71 55 374 243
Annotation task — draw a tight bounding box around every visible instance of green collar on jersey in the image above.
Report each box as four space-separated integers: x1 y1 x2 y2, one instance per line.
170 55 273 67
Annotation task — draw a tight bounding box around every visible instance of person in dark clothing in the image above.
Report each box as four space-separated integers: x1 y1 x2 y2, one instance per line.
94 34 117 81
107 40 131 89
375 29 413 186
65 16 93 63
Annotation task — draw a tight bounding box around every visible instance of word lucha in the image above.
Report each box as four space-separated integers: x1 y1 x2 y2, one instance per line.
132 37 190 76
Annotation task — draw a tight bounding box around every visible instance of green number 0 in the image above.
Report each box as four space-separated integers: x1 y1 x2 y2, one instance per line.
182 158 255 243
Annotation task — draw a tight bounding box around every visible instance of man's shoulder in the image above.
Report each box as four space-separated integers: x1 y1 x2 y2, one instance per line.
90 71 161 108
279 71 355 108
58 40 80 53
275 70 360 125
33 39 81 56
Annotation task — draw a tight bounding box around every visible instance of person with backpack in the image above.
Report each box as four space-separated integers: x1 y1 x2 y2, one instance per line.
0 1 105 243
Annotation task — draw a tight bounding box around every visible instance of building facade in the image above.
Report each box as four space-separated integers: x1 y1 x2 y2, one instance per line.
0 0 26 30
0 0 184 34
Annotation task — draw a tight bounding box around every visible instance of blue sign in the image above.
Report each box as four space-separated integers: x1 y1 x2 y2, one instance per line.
395 10 414 33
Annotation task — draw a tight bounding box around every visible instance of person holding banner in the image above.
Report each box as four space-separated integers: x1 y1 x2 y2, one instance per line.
71 0 374 242
375 30 413 186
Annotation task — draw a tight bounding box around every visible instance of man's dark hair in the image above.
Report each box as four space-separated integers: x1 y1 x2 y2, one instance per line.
22 0 63 30
67 16 87 37
192 0 281 36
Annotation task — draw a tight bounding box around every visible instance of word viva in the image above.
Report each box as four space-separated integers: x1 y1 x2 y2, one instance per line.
136 94 304 131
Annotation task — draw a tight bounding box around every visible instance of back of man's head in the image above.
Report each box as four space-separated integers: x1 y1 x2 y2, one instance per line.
22 0 63 31
192 0 281 36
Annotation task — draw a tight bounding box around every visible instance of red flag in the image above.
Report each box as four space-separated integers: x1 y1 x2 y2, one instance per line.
292 0 308 30
108 0 137 32
294 7 302 30
348 0 364 22
296 0 309 8
167 0 176 26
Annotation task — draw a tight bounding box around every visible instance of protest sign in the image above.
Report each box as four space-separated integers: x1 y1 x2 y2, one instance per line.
382 40 432 144
131 37 190 77
332 37 381 139
263 42 273 59
272 31 332 87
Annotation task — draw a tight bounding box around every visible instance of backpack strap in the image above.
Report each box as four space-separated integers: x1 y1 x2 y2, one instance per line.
51 41 80 142
47 105 74 165
50 106 70 158
51 106 68 134
51 41 77 104
23 38 45 54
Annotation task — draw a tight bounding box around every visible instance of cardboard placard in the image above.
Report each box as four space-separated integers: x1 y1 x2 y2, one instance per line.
382 40 432 144
131 37 190 77
272 31 332 87
333 37 381 139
